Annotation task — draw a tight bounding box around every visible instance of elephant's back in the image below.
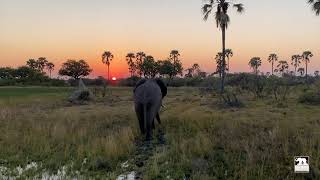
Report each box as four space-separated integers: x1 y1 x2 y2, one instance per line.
134 80 162 104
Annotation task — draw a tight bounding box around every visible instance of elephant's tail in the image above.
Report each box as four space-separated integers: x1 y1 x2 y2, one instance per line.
143 103 147 133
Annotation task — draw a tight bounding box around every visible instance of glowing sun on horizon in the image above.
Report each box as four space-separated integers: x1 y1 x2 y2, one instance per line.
112 77 117 81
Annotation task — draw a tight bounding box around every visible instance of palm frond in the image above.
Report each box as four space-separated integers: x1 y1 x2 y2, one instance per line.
313 1 320 15
308 0 314 4
233 3 244 13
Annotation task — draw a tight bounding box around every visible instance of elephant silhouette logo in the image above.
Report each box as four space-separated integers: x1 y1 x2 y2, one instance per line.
294 156 309 173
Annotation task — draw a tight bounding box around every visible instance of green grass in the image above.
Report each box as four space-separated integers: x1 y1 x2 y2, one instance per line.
0 86 319 179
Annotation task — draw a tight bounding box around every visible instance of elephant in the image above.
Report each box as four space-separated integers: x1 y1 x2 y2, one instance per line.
133 78 167 140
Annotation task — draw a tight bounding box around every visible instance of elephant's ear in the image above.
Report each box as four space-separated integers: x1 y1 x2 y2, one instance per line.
156 79 167 98
133 79 147 93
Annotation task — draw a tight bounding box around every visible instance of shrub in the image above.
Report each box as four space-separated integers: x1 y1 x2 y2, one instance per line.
298 90 320 105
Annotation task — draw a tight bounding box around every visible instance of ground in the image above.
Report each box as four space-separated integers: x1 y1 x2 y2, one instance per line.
0 86 319 179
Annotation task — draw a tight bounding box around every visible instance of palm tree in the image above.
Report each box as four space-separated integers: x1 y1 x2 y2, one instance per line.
102 51 114 81
308 0 320 15
291 55 302 76
136 52 146 77
298 68 305 76
215 52 223 78
267 53 278 75
225 49 233 72
202 0 244 93
249 57 262 75
277 60 289 77
301 51 313 79
192 63 201 76
170 50 180 63
126 53 136 77
170 50 181 77
46 62 55 78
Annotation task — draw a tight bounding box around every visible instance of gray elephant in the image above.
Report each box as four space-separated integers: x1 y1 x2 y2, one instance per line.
133 78 167 140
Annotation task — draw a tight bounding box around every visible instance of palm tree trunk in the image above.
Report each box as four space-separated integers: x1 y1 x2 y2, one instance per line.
108 65 110 81
306 62 308 80
295 66 297 76
220 24 226 94
272 61 274 75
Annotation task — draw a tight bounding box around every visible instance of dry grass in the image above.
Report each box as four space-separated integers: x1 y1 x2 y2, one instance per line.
0 86 319 179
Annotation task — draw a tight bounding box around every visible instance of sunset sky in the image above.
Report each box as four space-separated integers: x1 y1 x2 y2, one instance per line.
0 0 319 78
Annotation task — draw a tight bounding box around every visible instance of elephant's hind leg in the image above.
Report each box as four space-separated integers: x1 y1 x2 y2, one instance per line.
135 104 145 134
156 113 161 124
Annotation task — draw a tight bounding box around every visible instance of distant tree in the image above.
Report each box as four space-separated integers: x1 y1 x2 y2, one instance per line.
266 72 271 76
277 60 289 77
291 55 302 76
298 68 305 76
202 0 244 93
59 60 92 80
249 57 262 75
192 63 201 76
46 62 55 78
289 71 295 76
0 67 15 79
314 70 319 77
159 60 173 78
141 56 159 78
26 59 38 70
136 52 146 77
225 49 233 72
308 0 320 16
215 52 224 78
170 50 180 63
36 57 48 72
126 53 136 77
185 68 194 78
101 51 114 80
301 51 313 79
198 71 207 78
268 53 278 75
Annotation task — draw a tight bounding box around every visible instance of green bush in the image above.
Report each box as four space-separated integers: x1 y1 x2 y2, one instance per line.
298 90 320 105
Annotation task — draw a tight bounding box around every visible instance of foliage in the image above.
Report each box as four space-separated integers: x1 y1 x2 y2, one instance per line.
308 0 320 15
248 57 262 75
59 60 92 80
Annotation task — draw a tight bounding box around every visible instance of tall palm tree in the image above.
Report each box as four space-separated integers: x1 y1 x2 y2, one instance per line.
267 53 278 75
301 51 313 79
126 53 136 77
308 0 320 15
136 52 146 77
277 60 289 77
102 51 114 81
291 55 302 76
170 50 180 63
202 0 244 93
192 63 201 76
249 57 262 75
225 49 233 72
46 62 55 78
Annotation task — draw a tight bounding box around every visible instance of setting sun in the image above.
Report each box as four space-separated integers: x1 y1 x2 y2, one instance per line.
112 77 117 81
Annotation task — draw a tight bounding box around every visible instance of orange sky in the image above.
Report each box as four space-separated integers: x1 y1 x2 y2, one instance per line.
0 0 319 78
